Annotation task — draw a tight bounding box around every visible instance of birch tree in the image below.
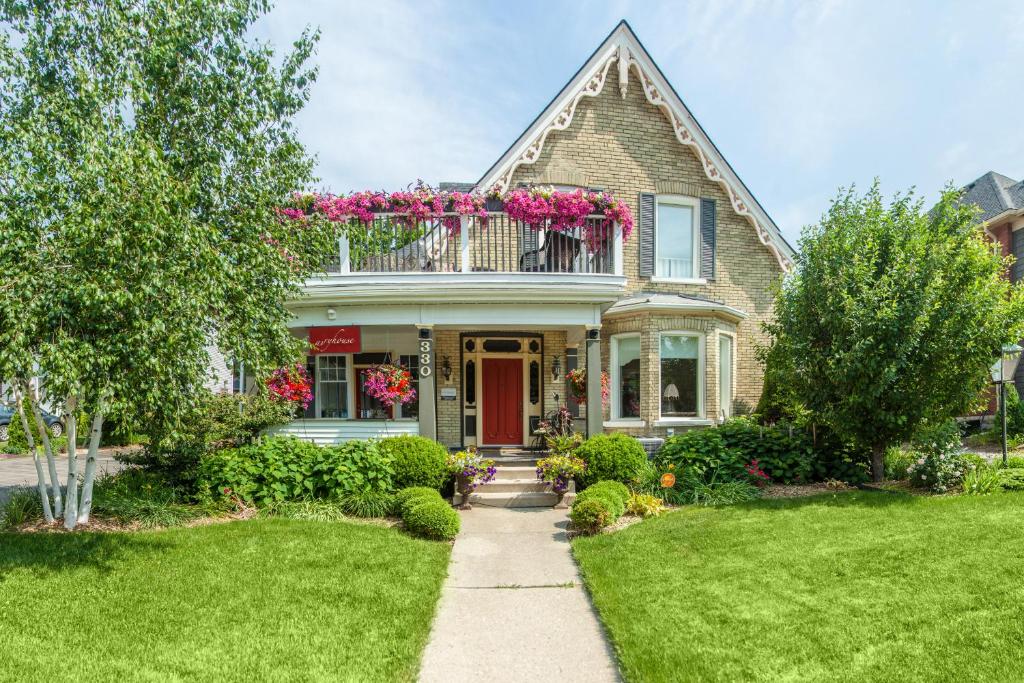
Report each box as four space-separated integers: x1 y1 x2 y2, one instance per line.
1 0 339 527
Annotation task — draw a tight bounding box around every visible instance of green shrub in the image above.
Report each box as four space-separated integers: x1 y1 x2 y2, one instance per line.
575 480 629 519
402 498 459 540
570 498 612 534
996 469 1024 491
962 467 1002 496
960 453 989 472
376 435 449 490
338 490 396 518
1 488 43 529
656 429 744 483
197 437 393 504
685 479 762 506
995 384 1024 437
884 447 914 480
575 433 648 489
395 486 445 515
716 417 814 483
626 492 664 518
1004 456 1024 470
127 390 296 493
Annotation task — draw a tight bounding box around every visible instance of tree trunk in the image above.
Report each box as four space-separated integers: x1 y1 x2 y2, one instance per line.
63 396 79 530
29 388 63 518
76 412 105 524
14 384 53 523
871 444 886 483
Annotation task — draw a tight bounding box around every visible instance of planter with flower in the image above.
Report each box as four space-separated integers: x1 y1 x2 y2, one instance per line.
536 454 586 506
447 448 497 510
266 364 314 413
566 368 610 406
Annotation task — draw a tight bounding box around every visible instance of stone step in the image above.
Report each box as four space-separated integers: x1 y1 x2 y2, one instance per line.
455 491 562 509
492 466 539 481
477 479 550 493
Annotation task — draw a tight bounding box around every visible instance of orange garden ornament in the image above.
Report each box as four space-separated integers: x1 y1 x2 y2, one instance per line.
660 472 676 488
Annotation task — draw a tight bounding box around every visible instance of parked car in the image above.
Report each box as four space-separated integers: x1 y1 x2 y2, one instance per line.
0 403 64 442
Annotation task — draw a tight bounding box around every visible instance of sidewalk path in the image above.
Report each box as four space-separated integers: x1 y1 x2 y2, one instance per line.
0 451 123 506
418 507 620 682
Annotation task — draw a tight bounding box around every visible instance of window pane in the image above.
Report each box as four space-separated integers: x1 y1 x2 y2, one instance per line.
660 335 699 417
399 355 420 420
615 336 641 419
656 203 694 278
719 336 733 419
318 356 348 418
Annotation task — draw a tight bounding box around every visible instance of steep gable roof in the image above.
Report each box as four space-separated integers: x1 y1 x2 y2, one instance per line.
958 171 1024 223
474 20 796 272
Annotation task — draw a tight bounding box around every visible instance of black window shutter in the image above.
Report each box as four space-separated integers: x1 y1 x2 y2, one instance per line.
1012 228 1024 283
700 198 716 279
639 192 655 277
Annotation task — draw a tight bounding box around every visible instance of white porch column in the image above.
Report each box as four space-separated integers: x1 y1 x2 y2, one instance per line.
416 325 437 441
612 222 623 276
585 325 603 437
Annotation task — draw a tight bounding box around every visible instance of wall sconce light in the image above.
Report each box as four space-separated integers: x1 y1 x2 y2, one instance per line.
551 356 561 381
441 356 452 382
326 308 336 320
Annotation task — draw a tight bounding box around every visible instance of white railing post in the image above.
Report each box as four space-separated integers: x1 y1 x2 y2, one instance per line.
612 221 624 276
460 216 471 273
338 233 350 274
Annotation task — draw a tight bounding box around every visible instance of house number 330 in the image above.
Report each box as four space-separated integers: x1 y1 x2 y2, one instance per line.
419 339 433 378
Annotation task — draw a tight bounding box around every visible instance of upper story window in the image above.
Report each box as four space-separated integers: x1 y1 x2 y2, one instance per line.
656 196 700 279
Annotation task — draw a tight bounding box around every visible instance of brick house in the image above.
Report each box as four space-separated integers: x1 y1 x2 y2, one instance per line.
274 21 795 448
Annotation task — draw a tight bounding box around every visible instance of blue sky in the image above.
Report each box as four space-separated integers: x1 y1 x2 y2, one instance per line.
254 0 1024 246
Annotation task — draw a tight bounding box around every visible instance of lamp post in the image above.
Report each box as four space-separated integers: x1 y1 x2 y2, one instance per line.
990 343 1023 466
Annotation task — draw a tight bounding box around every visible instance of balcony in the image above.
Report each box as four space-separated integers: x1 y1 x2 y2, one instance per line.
303 213 626 308
323 213 623 276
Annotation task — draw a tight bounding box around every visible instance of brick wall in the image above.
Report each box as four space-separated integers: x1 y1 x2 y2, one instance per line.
510 78 782 411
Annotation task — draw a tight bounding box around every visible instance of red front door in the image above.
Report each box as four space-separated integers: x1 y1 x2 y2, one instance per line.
482 358 523 445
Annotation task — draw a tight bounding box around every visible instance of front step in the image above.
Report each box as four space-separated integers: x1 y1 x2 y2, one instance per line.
454 467 576 508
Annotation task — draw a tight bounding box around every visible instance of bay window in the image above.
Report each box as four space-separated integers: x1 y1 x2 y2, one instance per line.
718 333 734 420
659 333 702 418
610 334 642 420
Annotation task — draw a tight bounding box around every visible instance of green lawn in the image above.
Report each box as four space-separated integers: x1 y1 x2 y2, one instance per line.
0 519 450 682
573 491 1024 683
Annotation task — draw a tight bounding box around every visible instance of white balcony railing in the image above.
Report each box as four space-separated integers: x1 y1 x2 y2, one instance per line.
324 213 623 276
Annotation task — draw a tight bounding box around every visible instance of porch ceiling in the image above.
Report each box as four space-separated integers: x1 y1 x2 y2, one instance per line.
289 301 605 328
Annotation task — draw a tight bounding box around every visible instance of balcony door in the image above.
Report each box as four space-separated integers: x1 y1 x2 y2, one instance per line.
482 358 523 445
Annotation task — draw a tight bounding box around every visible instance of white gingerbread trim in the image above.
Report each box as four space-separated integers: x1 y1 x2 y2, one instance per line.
475 22 795 272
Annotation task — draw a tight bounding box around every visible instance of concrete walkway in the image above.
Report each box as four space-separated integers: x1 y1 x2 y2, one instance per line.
0 452 122 506
418 507 620 682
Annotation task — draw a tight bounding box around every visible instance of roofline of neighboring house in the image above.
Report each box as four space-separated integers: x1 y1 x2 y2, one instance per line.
473 19 796 270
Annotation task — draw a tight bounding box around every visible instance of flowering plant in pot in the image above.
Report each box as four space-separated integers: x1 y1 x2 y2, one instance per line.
536 454 585 504
265 364 313 410
566 368 610 406
363 363 417 408
447 448 497 510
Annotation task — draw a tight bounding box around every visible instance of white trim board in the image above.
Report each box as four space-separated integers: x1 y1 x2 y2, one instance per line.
474 21 795 273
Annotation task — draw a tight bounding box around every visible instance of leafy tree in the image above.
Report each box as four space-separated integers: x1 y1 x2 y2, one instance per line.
0 1 338 527
765 182 1024 481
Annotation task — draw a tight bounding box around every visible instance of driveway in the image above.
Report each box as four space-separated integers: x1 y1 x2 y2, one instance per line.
0 450 124 507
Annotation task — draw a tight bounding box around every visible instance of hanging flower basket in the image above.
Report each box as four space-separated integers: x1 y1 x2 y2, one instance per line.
566 368 610 407
363 363 417 408
266 364 313 409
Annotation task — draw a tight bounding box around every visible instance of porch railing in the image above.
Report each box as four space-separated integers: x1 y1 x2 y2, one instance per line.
322 213 623 276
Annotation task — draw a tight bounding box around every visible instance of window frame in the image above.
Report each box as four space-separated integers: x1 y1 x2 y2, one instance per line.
311 351 419 421
653 194 703 284
717 330 736 422
608 332 644 424
656 330 706 423
314 354 350 420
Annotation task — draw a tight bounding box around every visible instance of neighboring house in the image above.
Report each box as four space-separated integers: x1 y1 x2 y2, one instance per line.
274 21 795 448
957 171 1024 393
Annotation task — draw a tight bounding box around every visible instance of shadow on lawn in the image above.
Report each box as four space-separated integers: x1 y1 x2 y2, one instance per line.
0 529 176 582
